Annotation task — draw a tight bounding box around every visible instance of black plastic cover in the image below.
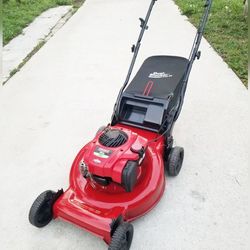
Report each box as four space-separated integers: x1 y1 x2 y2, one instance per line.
122 161 138 192
113 56 189 133
125 56 189 99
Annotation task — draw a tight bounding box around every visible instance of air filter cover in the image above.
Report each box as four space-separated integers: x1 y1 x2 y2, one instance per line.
99 129 128 148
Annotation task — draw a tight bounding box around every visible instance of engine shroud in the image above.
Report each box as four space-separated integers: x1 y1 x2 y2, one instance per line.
81 127 148 185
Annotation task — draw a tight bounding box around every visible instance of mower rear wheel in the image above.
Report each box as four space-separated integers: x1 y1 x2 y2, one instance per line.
109 222 134 250
29 190 56 228
166 147 184 176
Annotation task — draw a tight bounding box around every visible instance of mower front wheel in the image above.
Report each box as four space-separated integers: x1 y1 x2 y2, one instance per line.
29 190 61 228
109 222 134 250
166 146 184 176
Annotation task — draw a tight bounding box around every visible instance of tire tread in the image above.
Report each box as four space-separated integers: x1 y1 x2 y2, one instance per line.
29 190 55 228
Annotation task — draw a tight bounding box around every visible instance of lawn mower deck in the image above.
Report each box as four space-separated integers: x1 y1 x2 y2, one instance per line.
53 124 165 244
29 1 212 249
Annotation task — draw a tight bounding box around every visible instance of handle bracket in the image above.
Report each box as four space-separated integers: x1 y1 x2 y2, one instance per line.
139 18 148 29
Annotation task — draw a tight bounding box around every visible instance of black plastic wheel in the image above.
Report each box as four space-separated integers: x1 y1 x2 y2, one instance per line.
29 190 56 228
166 146 184 176
109 222 134 250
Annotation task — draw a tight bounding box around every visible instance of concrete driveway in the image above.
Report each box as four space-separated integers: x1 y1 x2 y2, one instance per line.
0 0 249 249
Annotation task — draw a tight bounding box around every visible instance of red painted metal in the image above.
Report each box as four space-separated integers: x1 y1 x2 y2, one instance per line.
53 124 166 244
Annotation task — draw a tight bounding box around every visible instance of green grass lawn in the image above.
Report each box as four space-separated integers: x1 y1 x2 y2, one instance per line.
175 0 248 87
3 0 83 45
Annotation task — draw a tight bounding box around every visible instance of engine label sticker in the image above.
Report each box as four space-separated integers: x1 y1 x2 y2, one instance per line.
94 146 112 159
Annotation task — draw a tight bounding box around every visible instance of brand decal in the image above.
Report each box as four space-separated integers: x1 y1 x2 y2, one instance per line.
94 146 112 159
148 72 173 79
70 200 101 214
93 159 101 164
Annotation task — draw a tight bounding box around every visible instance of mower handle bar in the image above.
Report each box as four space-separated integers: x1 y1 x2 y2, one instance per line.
174 0 212 121
112 0 212 126
112 0 157 122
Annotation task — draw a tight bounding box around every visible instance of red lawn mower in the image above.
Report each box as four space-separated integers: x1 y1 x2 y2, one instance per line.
29 0 212 249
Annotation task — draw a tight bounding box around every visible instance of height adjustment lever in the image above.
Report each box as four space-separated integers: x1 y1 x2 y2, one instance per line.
131 44 136 53
139 18 148 29
196 51 201 60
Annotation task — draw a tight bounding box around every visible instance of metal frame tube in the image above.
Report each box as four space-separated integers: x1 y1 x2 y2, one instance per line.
112 0 157 121
174 0 212 121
